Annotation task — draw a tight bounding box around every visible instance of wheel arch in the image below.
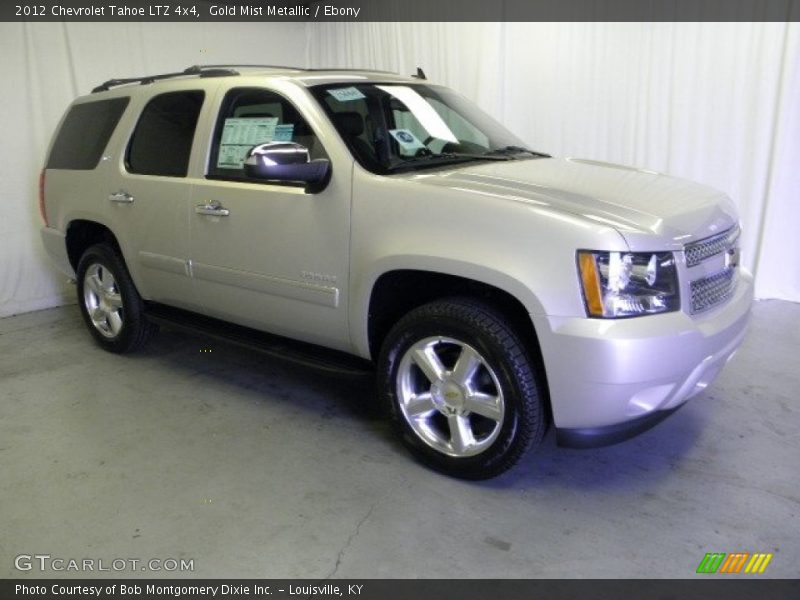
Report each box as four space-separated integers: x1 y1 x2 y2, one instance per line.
362 265 551 420
66 220 123 272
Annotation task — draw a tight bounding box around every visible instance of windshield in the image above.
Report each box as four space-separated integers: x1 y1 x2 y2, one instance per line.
311 83 548 174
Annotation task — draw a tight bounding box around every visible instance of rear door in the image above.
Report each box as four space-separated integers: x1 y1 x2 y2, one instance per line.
105 84 214 311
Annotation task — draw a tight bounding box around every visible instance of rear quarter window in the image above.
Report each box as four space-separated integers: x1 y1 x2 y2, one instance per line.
47 97 130 170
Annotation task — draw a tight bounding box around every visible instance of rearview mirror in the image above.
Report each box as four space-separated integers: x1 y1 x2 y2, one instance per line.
244 142 330 192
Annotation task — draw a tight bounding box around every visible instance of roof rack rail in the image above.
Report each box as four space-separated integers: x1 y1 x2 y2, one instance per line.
187 63 306 71
91 64 405 93
91 65 240 93
185 64 398 75
303 67 398 74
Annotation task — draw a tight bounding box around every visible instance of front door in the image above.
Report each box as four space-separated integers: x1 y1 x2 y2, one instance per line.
189 86 351 351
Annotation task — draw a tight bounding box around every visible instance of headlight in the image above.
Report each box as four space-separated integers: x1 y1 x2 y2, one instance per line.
577 251 680 318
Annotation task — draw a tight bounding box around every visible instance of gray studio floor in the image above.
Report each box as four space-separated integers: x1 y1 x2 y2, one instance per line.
1 300 798 579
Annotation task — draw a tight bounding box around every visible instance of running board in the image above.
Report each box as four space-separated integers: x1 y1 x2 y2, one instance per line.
144 303 374 378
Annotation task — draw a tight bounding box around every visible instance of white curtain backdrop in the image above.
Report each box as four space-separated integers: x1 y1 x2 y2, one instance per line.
307 22 800 302
1 21 798 317
0 22 307 317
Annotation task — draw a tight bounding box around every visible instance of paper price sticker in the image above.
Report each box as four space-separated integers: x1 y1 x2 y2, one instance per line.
327 87 366 102
217 117 279 169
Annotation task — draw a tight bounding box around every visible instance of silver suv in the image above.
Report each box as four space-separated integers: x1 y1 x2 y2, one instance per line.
40 65 753 479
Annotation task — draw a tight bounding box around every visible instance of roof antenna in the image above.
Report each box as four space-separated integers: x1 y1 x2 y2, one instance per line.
412 67 427 80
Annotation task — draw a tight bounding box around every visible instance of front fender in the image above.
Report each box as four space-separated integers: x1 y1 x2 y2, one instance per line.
349 256 547 359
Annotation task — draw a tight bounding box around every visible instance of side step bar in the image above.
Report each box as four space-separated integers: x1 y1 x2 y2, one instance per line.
144 303 374 378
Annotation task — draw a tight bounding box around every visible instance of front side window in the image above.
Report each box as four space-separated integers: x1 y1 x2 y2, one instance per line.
311 83 547 174
207 88 327 183
127 91 204 177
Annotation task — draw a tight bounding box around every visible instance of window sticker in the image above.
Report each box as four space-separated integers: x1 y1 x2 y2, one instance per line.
389 128 426 153
217 117 278 169
273 123 295 142
327 87 366 102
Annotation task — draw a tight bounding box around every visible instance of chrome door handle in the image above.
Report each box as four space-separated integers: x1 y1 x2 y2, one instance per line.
195 201 230 217
109 191 134 203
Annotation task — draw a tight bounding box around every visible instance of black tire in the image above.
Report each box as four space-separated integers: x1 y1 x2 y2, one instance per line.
76 243 156 353
378 298 545 479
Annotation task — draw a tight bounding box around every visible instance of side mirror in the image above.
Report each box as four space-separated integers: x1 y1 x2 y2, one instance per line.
244 142 330 192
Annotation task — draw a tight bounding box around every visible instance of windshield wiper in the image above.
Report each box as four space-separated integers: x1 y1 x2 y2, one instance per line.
407 152 515 163
388 152 513 173
442 152 514 161
485 145 551 158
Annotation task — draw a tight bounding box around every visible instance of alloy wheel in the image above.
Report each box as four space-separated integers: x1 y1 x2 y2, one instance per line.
396 336 505 457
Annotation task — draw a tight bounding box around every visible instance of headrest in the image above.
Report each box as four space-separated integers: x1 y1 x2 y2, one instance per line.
332 112 364 137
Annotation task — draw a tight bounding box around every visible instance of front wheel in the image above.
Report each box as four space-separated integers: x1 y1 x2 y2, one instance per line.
76 243 156 353
378 298 545 479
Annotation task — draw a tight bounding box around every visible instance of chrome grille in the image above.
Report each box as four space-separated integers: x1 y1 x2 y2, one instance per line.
691 268 737 314
684 226 740 268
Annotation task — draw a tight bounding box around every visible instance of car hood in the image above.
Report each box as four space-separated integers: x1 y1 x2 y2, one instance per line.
409 157 739 251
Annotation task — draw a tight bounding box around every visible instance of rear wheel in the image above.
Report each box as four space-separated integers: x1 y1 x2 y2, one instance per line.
378 298 545 479
76 243 156 353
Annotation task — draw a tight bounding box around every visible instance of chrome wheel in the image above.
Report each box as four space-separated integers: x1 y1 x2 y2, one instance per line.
82 263 124 339
396 336 505 457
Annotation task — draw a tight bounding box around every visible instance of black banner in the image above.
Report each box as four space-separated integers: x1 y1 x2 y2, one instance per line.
3 579 800 600
3 0 800 22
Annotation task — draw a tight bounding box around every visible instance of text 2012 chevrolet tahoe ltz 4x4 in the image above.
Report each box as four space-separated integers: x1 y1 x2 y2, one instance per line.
40 65 753 479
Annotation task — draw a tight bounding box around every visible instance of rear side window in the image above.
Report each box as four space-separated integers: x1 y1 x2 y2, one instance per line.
47 98 129 170
126 91 204 177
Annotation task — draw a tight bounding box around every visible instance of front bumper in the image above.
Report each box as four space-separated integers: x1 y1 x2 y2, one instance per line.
533 269 753 447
